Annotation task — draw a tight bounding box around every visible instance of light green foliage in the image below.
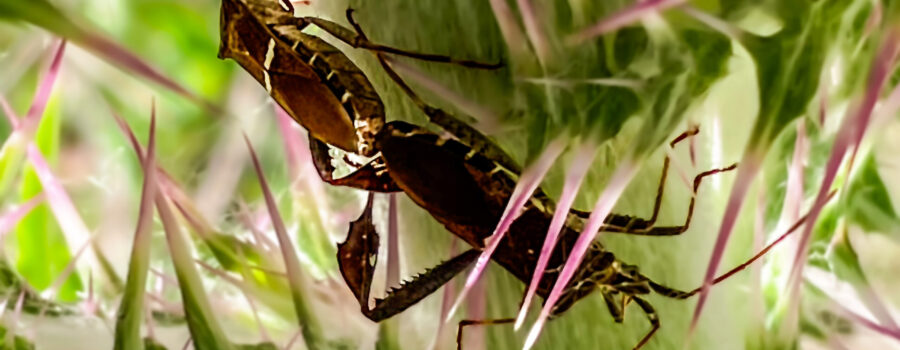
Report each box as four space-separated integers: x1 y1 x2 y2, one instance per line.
828 229 868 286
0 0 84 39
159 198 236 350
143 338 167 350
846 155 900 232
742 0 859 150
236 343 278 350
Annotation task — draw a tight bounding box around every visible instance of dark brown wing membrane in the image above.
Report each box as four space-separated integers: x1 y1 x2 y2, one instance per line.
218 0 357 152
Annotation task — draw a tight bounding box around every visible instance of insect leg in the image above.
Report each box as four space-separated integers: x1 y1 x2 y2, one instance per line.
338 193 380 310
601 289 625 323
578 127 699 233
570 127 701 221
645 127 702 227
301 10 501 70
646 279 695 300
631 297 660 350
456 318 515 350
338 194 482 321
308 135 400 192
604 162 738 236
645 192 836 299
366 249 480 322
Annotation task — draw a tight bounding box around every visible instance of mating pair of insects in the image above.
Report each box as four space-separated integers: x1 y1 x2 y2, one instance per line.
219 0 743 348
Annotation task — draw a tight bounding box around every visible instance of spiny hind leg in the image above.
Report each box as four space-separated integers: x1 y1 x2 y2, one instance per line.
338 193 482 321
301 10 501 69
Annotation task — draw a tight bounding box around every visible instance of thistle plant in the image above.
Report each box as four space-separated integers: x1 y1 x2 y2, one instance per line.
1 0 900 349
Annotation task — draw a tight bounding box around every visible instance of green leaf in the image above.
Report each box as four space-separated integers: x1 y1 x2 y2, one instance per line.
809 206 840 271
158 196 235 350
826 228 867 285
0 133 26 201
681 29 732 97
236 343 278 350
0 260 72 317
0 0 209 107
143 338 168 350
375 321 400 350
114 123 157 350
743 0 859 151
845 155 900 232
0 0 84 39
611 27 649 72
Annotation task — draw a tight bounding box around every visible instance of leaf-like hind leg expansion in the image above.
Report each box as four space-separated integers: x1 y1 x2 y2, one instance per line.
300 10 501 70
337 198 482 321
338 193 379 309
308 135 400 192
456 318 515 350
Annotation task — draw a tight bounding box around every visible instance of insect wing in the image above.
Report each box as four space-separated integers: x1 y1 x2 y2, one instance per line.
219 0 357 152
218 0 317 79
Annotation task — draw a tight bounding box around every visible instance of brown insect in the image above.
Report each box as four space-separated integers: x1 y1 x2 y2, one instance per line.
337 121 738 349
218 1 757 349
